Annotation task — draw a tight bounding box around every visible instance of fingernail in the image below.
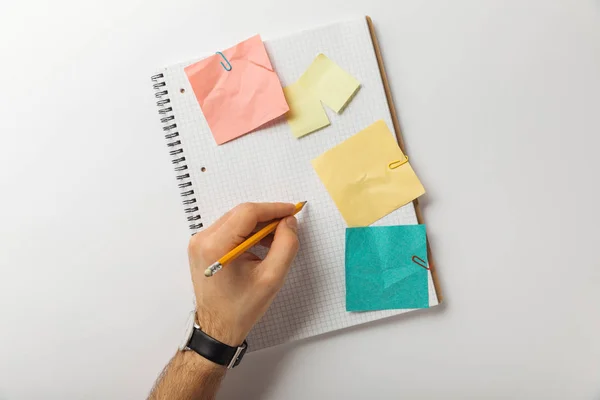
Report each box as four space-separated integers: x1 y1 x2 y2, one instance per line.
286 217 298 232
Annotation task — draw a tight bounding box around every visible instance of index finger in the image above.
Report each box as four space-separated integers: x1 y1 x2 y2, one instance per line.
209 202 295 258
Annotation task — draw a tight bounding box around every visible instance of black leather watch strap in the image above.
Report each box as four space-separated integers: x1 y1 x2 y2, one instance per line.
186 326 247 368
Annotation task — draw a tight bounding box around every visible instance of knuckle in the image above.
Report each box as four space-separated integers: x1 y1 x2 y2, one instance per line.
258 272 283 293
189 234 217 258
277 234 299 257
288 235 300 253
235 202 256 216
187 233 202 253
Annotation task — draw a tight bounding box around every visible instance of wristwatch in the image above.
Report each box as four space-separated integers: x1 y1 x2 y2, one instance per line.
180 311 248 369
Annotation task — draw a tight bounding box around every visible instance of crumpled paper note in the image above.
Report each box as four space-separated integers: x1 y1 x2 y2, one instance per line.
345 224 429 311
311 120 425 227
283 81 330 138
184 35 289 145
298 53 360 113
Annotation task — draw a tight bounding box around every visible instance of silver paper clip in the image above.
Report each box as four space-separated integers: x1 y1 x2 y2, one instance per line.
216 51 232 71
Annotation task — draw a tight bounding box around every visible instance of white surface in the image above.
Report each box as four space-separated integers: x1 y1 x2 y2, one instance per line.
1 1 599 399
157 18 436 351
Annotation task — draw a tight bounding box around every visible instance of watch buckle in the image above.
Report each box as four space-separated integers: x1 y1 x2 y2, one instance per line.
227 341 248 369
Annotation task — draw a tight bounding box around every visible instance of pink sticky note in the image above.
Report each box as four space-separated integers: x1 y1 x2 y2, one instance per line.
184 35 289 145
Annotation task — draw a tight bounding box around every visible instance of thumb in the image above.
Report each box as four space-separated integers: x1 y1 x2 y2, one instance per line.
260 217 299 282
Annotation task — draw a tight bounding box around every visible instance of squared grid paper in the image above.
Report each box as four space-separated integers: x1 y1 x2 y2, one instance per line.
158 18 438 351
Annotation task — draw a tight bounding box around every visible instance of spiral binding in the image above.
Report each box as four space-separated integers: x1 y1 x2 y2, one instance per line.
151 73 203 231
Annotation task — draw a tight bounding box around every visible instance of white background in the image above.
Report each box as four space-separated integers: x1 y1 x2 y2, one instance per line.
1 1 599 399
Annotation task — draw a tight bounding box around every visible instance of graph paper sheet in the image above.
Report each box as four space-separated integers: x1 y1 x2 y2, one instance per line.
158 17 439 351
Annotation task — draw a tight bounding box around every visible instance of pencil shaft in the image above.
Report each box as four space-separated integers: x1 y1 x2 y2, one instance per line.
219 219 280 265
217 201 306 267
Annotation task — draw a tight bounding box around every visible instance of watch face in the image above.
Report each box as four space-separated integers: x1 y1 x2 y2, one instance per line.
179 310 196 351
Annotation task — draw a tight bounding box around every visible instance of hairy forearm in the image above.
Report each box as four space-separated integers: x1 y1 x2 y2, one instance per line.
149 203 299 398
149 351 226 400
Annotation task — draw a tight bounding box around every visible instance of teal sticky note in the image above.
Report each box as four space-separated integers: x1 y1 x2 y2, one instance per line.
345 224 429 311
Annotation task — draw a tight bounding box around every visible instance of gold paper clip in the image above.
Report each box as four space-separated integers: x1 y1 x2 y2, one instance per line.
388 155 409 170
411 255 429 270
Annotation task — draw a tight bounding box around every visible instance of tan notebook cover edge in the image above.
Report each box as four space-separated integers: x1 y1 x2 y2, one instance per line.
366 16 444 303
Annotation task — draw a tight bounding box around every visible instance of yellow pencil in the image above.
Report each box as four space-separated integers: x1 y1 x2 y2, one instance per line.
204 201 307 277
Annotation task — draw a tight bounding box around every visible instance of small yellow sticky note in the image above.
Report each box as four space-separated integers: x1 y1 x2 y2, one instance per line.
312 120 425 227
298 54 360 113
283 82 330 138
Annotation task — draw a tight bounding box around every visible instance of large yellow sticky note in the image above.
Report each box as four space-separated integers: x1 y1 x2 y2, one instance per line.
298 54 360 113
283 82 330 138
312 120 425 227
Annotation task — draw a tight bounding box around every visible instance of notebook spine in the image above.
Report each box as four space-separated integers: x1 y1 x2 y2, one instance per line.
151 72 203 232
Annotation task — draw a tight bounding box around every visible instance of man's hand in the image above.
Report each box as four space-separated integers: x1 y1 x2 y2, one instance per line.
149 203 299 400
188 202 300 346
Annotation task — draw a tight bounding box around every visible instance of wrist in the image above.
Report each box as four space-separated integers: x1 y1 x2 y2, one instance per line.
196 311 246 347
179 349 227 372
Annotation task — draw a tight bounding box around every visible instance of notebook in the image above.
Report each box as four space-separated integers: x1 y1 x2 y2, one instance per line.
150 16 442 351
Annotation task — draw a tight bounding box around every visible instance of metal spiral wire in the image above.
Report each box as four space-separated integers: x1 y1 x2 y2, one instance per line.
151 73 203 231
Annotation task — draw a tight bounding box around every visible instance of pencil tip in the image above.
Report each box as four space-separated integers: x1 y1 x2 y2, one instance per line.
301 201 307 205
